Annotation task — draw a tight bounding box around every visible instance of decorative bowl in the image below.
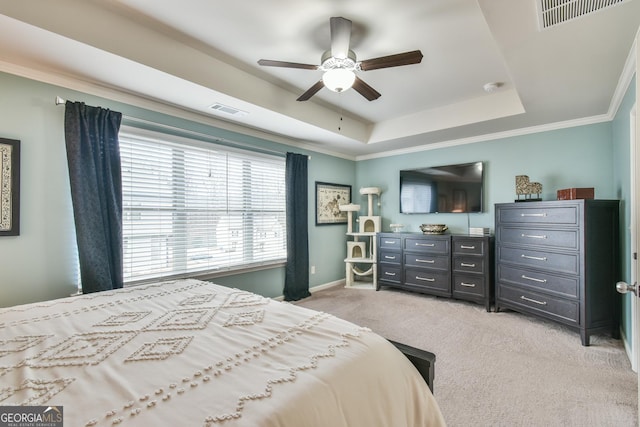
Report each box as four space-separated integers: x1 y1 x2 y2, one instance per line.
419 224 448 234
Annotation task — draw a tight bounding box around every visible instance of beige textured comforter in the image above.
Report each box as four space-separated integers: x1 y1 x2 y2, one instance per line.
0 279 445 426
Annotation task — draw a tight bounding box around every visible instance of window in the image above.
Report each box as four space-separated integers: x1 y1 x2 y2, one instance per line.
119 128 286 283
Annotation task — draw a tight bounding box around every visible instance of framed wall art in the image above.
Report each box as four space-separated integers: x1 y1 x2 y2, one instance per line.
0 138 20 236
315 181 351 225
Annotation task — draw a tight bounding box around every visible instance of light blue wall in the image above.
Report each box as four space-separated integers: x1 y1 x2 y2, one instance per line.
0 67 631 347
357 106 633 345
356 123 615 235
0 72 355 306
612 75 636 348
0 73 79 306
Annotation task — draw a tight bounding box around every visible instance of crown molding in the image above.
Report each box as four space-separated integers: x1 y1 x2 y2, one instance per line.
358 32 638 162
1 31 636 165
0 60 357 161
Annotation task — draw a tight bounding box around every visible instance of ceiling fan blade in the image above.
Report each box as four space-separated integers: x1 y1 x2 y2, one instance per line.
330 17 352 59
258 59 318 70
296 80 325 101
352 76 381 101
359 50 423 71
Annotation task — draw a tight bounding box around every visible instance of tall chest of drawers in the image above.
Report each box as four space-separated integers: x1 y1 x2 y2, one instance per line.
494 200 620 346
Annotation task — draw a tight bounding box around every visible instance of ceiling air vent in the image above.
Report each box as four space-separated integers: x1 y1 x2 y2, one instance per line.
208 103 248 117
537 0 630 29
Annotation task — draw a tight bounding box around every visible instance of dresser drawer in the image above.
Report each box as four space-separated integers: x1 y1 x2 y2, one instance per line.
379 265 402 284
496 205 579 226
405 268 450 292
498 284 579 325
405 237 449 254
379 250 401 265
453 238 485 256
379 236 402 250
405 253 449 271
452 256 484 274
497 264 579 298
498 227 579 251
452 273 485 297
498 246 579 275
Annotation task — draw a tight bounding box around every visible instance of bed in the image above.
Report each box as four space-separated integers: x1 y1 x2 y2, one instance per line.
0 279 445 426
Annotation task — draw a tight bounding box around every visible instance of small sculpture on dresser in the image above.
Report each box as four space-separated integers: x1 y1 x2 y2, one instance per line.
515 175 542 202
389 223 405 233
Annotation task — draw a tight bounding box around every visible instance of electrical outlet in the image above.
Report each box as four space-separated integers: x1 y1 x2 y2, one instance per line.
310 265 316 274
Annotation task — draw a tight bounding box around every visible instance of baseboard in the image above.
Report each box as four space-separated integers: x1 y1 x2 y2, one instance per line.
310 279 345 294
621 325 637 373
272 279 345 301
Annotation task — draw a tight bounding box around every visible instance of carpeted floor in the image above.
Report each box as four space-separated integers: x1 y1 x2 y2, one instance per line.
295 285 638 427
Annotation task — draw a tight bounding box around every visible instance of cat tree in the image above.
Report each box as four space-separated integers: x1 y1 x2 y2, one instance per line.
339 187 381 289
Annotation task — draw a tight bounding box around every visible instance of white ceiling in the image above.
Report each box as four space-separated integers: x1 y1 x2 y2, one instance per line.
0 0 638 159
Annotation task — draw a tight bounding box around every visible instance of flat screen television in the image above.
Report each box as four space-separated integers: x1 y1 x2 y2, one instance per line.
400 161 484 214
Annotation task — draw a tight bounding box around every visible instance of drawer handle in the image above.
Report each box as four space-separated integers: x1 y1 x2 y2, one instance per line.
384 272 397 277
520 295 548 306
384 255 397 260
416 243 436 247
460 245 476 249
520 213 547 217
416 258 435 264
460 282 476 288
521 254 547 261
384 240 397 245
521 233 547 239
416 276 435 282
522 274 547 284
460 262 476 268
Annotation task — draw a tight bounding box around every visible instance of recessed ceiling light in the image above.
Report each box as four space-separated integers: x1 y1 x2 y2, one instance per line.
483 82 503 93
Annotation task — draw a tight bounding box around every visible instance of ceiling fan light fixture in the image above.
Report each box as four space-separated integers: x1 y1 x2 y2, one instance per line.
257 18 422 101
322 68 356 93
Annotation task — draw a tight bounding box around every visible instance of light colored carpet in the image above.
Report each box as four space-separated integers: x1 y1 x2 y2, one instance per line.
295 285 638 427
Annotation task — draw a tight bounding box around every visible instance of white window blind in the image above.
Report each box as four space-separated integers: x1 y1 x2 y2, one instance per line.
119 129 286 283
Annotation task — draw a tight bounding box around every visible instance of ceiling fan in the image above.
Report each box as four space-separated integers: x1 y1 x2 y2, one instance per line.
257 17 423 102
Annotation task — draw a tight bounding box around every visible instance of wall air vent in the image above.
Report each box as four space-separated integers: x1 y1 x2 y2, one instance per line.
537 0 630 29
208 103 248 117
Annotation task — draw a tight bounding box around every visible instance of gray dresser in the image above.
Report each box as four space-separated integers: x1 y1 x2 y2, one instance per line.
494 200 620 346
378 233 493 310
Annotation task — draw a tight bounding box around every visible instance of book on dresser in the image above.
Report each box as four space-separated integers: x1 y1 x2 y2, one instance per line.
494 199 620 346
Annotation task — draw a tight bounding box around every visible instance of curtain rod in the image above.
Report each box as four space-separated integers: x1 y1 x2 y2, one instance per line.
54 96 310 159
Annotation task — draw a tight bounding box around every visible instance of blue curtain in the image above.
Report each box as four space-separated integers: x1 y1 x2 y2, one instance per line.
283 152 311 301
64 101 123 293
